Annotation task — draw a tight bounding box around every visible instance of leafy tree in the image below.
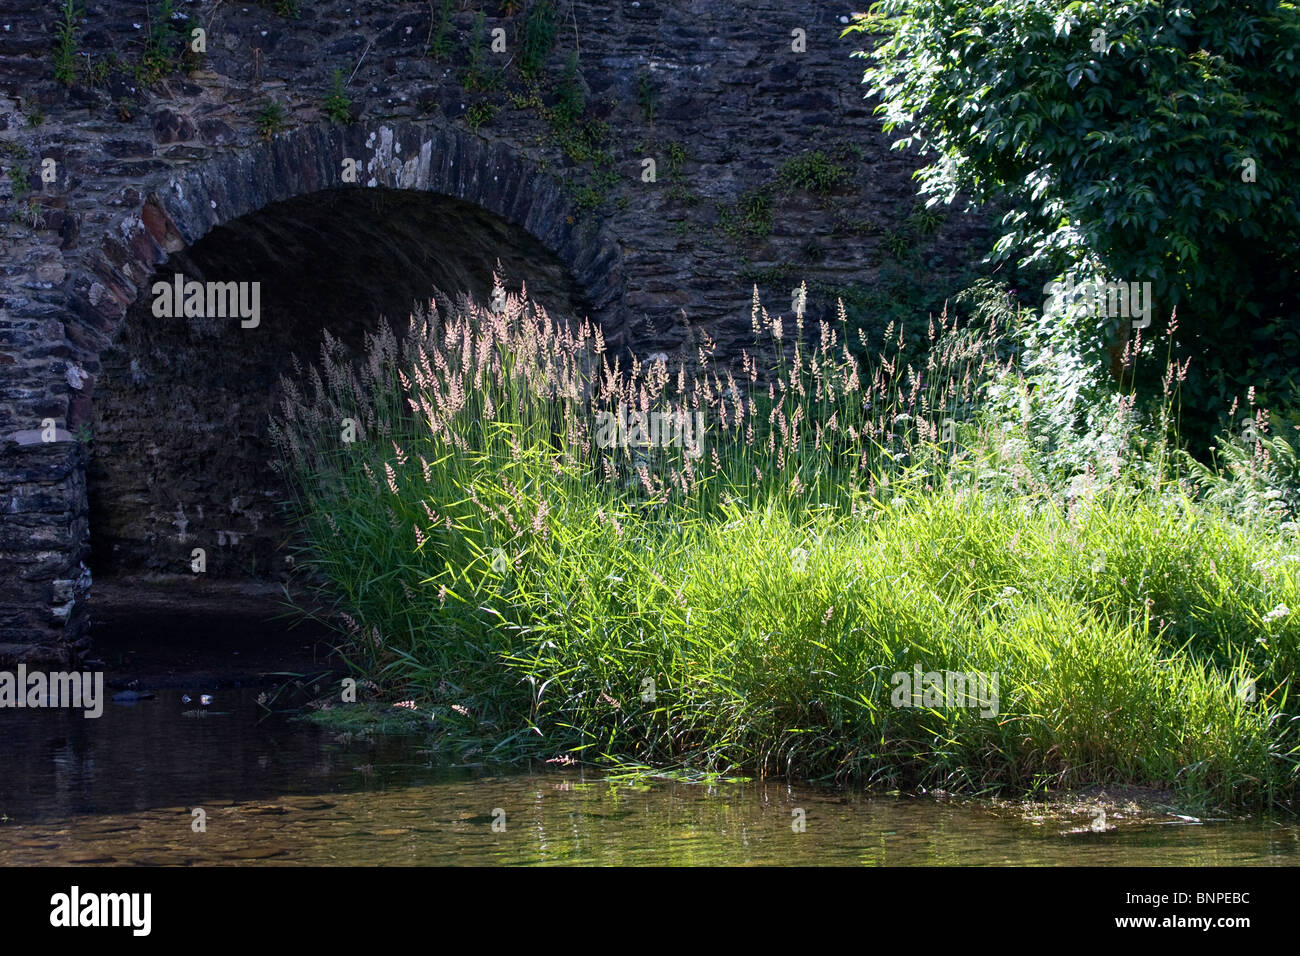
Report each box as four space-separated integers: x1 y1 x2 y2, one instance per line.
846 0 1300 446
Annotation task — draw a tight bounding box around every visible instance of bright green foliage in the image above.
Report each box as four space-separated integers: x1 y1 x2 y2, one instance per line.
270 282 1300 808
845 1 1300 444
777 150 851 195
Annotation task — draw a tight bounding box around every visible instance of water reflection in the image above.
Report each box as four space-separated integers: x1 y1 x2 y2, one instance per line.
2 687 1298 865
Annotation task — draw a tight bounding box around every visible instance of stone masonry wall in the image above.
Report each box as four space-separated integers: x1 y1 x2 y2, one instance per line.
0 0 993 660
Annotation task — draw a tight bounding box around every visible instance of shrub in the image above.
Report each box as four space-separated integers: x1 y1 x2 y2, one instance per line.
845 0 1300 448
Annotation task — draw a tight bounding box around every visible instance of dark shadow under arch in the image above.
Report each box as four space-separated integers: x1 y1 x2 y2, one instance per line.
64 122 626 586
64 121 626 431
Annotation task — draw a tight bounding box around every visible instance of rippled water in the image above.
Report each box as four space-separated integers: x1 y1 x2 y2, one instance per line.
2 686 1297 865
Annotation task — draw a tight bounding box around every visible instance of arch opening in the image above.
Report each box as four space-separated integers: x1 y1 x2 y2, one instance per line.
88 186 592 585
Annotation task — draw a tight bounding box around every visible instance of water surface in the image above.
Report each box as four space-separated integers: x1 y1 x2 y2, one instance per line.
2 686 1296 865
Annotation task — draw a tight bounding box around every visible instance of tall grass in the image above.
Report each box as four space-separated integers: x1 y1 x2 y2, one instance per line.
270 279 1300 810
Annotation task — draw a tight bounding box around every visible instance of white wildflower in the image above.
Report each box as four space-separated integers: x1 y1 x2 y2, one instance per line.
1262 604 1290 624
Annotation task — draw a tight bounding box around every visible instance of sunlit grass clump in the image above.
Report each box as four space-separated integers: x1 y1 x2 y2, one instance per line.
270 279 1299 810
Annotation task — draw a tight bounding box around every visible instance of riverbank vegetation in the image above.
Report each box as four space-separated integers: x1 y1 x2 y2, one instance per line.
270 281 1300 812
270 0 1300 813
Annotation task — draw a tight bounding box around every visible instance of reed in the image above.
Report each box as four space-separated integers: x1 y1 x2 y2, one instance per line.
270 278 1300 810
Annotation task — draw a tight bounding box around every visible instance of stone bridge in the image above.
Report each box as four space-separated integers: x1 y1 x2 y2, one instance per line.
0 0 989 663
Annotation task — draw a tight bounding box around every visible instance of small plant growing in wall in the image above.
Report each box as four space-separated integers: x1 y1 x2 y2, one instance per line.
520 50 617 220
53 0 82 86
255 99 287 139
882 228 912 261
135 0 182 86
551 51 584 128
831 210 877 238
636 70 657 126
907 203 946 237
11 198 43 229
666 141 687 174
427 0 455 59
776 150 851 196
7 162 31 201
323 69 352 124
518 0 559 80
664 142 699 206
84 52 115 89
466 100 498 131
719 186 774 243
464 11 503 92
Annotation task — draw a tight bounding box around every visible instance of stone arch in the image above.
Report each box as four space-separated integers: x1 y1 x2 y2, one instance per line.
2 121 626 653
63 121 626 431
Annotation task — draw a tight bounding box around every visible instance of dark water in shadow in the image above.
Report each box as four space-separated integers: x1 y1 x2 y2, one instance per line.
3 687 1298 865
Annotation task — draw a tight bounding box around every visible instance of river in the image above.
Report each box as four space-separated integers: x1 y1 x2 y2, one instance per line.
3 685 1297 866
